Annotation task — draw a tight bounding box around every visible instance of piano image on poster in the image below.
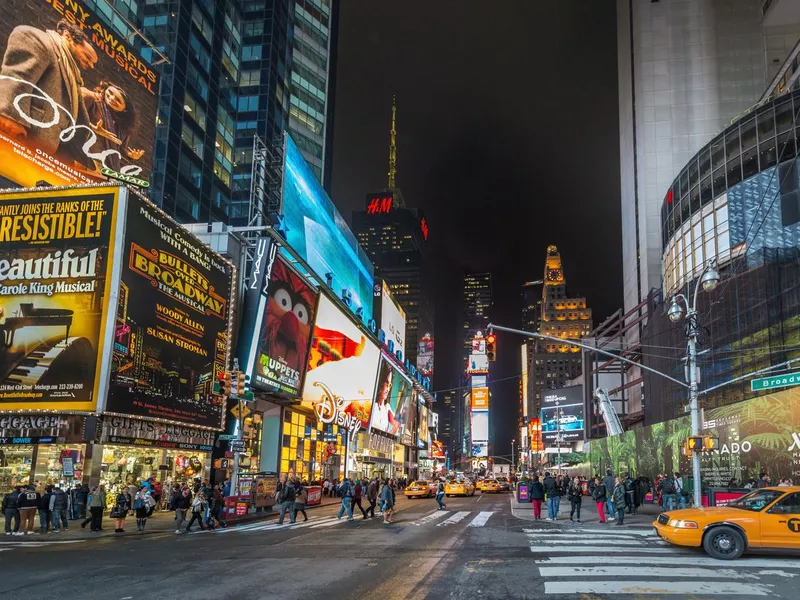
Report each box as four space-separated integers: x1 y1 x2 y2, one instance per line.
0 303 94 393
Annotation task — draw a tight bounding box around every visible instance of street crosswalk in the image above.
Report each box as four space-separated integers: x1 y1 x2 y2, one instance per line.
0 539 85 553
525 527 800 596
412 509 495 528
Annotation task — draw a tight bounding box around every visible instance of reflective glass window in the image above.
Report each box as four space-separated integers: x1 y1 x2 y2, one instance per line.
700 176 713 205
777 132 797 164
699 148 711 181
775 98 793 134
727 158 743 188
741 117 757 150
725 129 741 163
742 146 759 179
713 167 726 197
757 106 775 141
760 138 778 170
711 138 724 170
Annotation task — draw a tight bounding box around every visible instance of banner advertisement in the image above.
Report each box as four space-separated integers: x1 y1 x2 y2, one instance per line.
471 411 489 443
399 388 417 447
417 333 433 377
540 385 585 443
0 0 159 188
471 388 489 410
430 439 445 459
106 195 233 428
250 254 317 397
467 353 488 374
100 415 215 452
0 413 87 445
371 356 414 438
373 280 406 357
0 187 118 411
302 294 380 440
586 387 800 487
471 375 487 389
417 401 429 449
282 136 374 321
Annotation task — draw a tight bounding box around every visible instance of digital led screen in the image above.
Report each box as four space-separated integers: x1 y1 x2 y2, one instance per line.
471 411 489 443
417 333 434 376
374 280 406 357
471 375 487 389
417 400 429 449
467 353 489 374
282 136 374 321
540 403 585 443
471 388 489 410
371 355 414 438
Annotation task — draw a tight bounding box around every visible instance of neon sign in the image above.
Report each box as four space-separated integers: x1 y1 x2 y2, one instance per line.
366 195 393 215
421 217 429 240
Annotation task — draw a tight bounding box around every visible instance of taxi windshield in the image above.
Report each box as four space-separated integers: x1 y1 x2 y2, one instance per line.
728 489 785 512
413 481 429 487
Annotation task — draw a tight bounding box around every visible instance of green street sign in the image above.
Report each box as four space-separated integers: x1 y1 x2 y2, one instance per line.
751 371 800 391
218 434 237 441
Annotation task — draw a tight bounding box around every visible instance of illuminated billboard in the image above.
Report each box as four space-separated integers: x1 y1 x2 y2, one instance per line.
471 388 489 410
467 353 489 374
417 333 433 377
471 411 489 443
0 186 120 412
282 136 374 321
373 280 406 358
247 250 317 397
471 375 487 389
106 194 233 428
417 400 429 449
302 294 380 439
540 385 585 443
0 0 159 188
371 355 414 438
472 339 486 354
399 388 417 446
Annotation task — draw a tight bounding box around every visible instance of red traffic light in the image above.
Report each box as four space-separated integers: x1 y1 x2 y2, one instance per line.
486 334 496 344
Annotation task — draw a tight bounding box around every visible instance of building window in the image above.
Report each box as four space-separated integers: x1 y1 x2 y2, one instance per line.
183 92 206 130
242 45 262 61
191 3 213 43
181 122 204 158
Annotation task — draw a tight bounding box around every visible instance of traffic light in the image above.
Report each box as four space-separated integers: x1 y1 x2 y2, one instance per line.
217 371 232 397
486 333 497 362
236 371 247 397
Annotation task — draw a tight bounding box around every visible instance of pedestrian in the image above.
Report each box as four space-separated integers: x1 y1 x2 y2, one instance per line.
323 479 331 497
351 479 367 519
276 475 296 524
74 482 89 520
756 473 771 488
591 476 607 524
185 491 207 532
2 486 21 535
337 477 355 521
603 469 616 521
49 485 69 532
612 476 626 525
294 485 309 523
728 477 739 488
435 479 446 510
174 488 192 533
658 473 676 512
112 487 131 533
134 485 151 531
366 478 379 518
82 485 106 532
568 476 583 523
673 472 687 509
381 479 395 524
529 475 545 519
208 488 226 529
543 472 559 520
38 485 53 534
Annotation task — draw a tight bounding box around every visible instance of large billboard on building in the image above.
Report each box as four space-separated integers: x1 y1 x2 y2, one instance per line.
471 388 489 410
373 280 406 358
399 388 417 446
106 194 233 429
371 355 414 438
587 387 800 488
302 294 380 440
247 251 317 397
471 411 489 444
281 136 374 321
0 0 159 188
417 333 433 377
417 400 429 449
467 353 489 374
0 186 119 411
540 385 585 443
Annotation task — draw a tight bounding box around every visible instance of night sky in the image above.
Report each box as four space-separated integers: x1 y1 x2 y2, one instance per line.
331 1 622 460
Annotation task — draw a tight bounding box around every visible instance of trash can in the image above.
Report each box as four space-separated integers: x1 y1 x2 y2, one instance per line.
517 482 531 503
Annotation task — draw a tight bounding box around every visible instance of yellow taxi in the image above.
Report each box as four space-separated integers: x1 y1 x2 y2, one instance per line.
445 478 475 497
475 478 486 491
404 480 434 499
482 479 501 493
653 487 800 560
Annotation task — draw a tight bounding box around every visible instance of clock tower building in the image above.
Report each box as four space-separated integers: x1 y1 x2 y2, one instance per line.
528 245 592 418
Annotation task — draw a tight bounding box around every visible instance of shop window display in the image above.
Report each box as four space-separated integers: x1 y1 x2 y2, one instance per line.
280 409 346 481
0 446 33 490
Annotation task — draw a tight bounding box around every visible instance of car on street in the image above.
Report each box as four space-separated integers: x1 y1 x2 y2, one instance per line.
482 479 500 493
495 477 510 492
653 486 800 560
404 480 434 498
445 478 475 497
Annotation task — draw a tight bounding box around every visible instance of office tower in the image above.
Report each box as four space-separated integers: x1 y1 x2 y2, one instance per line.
462 273 493 355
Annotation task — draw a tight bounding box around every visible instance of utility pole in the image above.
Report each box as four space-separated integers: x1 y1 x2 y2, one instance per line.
511 439 516 473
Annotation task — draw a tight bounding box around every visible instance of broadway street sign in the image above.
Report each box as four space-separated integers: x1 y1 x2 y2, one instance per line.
750 371 800 392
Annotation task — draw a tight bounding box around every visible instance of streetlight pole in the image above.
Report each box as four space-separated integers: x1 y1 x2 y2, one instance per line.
511 439 516 473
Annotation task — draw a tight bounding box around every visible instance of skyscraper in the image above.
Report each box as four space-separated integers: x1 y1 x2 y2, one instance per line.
352 99 434 366
528 246 592 416
462 273 493 355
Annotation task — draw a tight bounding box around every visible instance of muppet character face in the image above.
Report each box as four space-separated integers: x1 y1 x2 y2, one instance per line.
261 261 316 371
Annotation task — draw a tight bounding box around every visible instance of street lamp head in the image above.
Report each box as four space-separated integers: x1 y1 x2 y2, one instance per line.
667 298 684 323
701 264 720 292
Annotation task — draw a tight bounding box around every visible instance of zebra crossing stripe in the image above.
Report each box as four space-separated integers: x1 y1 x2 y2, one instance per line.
544 580 772 596
534 555 800 569
523 527 653 536
411 511 450 526
0 540 85 545
538 566 772 580
526 536 661 547
530 546 683 554
467 511 494 528
437 511 470 527
311 517 351 528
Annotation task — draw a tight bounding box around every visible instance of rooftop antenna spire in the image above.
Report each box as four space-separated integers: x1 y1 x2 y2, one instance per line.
388 95 397 189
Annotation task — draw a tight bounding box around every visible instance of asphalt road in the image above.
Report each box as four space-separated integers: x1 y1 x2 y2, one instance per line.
1 491 799 600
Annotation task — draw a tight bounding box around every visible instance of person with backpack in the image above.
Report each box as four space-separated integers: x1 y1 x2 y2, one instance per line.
624 475 636 514
673 472 687 509
133 485 154 531
435 479 446 510
337 477 355 521
568 476 583 523
351 479 367 519
49 485 70 532
659 473 676 511
207 488 226 529
543 472 559 521
591 476 607 524
277 475 297 524
529 475 545 519
3 486 21 535
185 491 207 532
111 487 131 533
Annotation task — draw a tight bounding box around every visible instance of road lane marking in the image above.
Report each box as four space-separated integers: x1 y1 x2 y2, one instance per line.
437 511 470 527
544 580 771 596
533 555 800 568
526 536 661 546
538 566 779 580
311 517 353 528
530 546 684 554
523 526 654 536
0 540 85 545
467 511 494 527
524 532 661 541
411 510 450 526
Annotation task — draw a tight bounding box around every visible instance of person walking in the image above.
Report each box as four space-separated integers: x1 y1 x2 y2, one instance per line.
185 491 207 532
277 476 296 525
174 488 192 533
435 479 446 510
2 486 21 535
529 475 545 520
673 472 687 509
591 476 607 524
74 483 89 520
568 477 583 523
112 487 131 533
381 479 395 524
612 476 626 525
82 485 106 532
366 478 379 518
207 488 226 529
337 478 355 521
133 486 151 531
603 469 616 521
543 472 559 521
50 485 69 532
351 479 367 519
659 473 676 512
294 485 309 523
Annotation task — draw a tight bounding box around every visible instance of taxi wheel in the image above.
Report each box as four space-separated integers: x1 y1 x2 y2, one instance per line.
703 526 745 560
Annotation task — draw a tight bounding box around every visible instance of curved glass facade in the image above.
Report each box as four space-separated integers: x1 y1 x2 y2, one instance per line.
661 89 800 295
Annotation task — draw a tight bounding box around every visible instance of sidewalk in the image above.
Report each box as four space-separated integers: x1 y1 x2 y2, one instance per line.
510 495 663 529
